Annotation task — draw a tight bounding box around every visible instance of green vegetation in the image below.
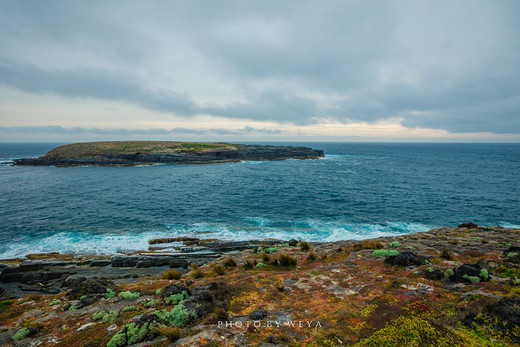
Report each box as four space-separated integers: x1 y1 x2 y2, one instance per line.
444 269 454 279
165 291 189 305
155 288 162 295
93 310 119 323
479 268 489 280
144 299 160 308
372 250 399 257
256 262 264 268
389 241 402 248
122 305 139 312
45 141 237 159
463 274 480 283
12 327 31 341
48 299 61 306
507 252 518 258
107 322 152 347
154 302 196 327
104 288 116 298
119 291 140 300
356 316 453 346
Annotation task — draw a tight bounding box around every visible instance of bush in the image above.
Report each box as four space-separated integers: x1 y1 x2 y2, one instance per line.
299 241 311 251
243 259 257 270
119 291 140 300
160 269 182 280
307 252 317 262
263 247 278 254
154 302 196 327
190 263 204 279
223 258 237 268
372 250 399 257
273 254 298 267
165 291 189 305
211 264 225 276
441 248 457 261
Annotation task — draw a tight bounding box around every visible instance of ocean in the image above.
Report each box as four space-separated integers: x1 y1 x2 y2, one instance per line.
0 142 519 259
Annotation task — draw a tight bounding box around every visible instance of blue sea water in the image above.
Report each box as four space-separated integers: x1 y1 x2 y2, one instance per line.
0 142 519 259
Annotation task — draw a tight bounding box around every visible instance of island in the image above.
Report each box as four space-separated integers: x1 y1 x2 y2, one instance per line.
12 141 325 166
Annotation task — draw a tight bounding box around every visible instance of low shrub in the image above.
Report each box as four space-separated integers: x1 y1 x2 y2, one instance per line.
122 305 139 312
48 299 61 306
223 258 237 268
211 264 225 276
104 288 116 298
12 327 32 341
243 259 257 270
307 252 317 262
299 241 311 251
160 269 182 280
273 254 298 267
190 263 204 279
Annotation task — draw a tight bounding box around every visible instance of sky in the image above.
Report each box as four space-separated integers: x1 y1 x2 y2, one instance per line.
0 0 519 142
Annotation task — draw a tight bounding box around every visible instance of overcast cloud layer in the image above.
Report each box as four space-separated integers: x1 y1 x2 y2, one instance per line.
0 0 519 140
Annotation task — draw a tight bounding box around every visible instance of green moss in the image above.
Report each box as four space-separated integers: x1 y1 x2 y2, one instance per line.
12 327 31 341
444 268 454 279
356 316 453 346
390 241 402 248
144 299 160 308
93 310 119 322
372 250 399 257
48 299 61 306
122 305 139 312
104 288 116 298
479 268 489 280
165 291 189 305
154 302 196 327
119 291 140 300
463 274 480 283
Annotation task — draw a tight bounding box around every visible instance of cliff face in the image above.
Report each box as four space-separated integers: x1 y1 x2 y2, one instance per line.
12 143 324 166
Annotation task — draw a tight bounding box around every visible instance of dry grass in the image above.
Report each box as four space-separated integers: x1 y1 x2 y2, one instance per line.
272 254 298 267
307 252 317 262
299 241 311 251
351 240 384 251
223 258 237 268
261 253 271 263
211 264 225 276
243 259 257 270
191 263 204 279
160 269 182 280
155 325 181 342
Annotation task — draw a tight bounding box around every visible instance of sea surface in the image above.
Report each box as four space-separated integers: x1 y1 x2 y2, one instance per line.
0 142 519 259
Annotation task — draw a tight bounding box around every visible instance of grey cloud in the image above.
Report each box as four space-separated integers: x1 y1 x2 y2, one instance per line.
0 0 519 133
0 126 280 136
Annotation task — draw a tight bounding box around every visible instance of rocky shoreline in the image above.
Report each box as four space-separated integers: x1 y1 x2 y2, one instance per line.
2 224 520 346
12 143 324 166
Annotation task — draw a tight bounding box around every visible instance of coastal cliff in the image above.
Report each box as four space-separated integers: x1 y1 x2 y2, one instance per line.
12 141 324 166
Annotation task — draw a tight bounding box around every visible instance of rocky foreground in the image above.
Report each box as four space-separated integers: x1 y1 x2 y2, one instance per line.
2 224 520 346
12 141 324 166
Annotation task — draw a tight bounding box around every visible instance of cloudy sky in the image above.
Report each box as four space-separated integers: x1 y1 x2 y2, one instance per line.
0 0 519 142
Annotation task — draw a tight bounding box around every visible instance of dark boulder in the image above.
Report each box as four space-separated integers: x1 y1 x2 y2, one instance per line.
67 279 112 300
449 264 489 283
160 283 191 299
288 239 298 247
249 310 267 320
89 260 111 267
385 251 424 266
136 258 153 268
169 259 189 269
111 256 138 267
424 268 444 280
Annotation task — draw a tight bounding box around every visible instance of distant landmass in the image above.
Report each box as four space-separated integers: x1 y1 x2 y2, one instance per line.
13 141 325 166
